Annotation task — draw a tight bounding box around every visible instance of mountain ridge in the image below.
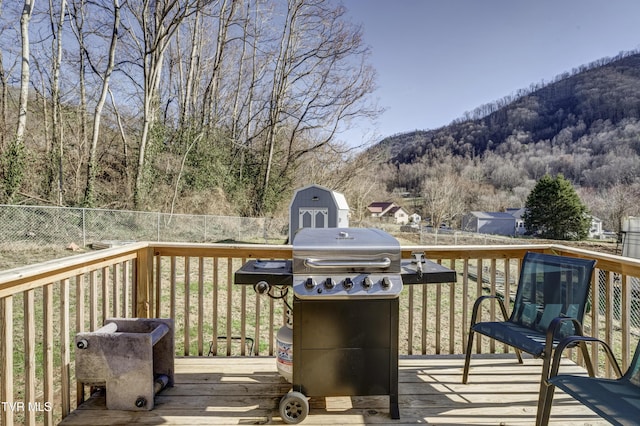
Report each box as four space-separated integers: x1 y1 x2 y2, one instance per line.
375 51 640 181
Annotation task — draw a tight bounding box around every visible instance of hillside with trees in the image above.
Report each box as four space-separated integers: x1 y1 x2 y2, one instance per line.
371 51 640 233
2 0 640 234
0 0 379 216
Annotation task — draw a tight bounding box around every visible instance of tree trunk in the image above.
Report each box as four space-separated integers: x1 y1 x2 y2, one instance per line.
3 0 35 202
200 0 236 130
15 0 34 147
48 0 67 205
84 0 120 207
179 6 201 128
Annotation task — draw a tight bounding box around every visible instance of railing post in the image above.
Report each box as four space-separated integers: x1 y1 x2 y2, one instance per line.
136 246 154 318
1 296 14 425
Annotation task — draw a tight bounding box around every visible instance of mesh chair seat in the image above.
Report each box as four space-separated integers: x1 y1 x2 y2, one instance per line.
539 337 640 426
550 375 640 425
472 321 556 357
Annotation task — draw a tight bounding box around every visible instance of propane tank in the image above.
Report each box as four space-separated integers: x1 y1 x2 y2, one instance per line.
276 311 293 382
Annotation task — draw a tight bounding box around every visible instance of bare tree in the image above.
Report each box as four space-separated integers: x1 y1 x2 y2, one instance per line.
177 4 202 128
254 0 378 214
580 183 640 234
127 0 206 208
80 0 121 206
47 0 67 205
199 0 238 130
421 164 466 230
68 0 88 201
2 0 35 202
16 0 34 146
0 0 8 148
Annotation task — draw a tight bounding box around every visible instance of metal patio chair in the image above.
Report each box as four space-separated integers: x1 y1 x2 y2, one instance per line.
461 252 596 423
538 336 640 426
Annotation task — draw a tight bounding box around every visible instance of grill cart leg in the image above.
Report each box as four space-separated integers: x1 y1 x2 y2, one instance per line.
390 394 400 419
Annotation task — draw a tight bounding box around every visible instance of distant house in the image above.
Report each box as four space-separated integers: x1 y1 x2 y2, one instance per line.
589 216 603 239
462 210 522 236
408 213 421 224
463 208 603 239
506 208 527 235
367 201 410 224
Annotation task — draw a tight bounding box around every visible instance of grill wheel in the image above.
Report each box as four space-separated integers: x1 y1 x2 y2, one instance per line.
279 391 309 424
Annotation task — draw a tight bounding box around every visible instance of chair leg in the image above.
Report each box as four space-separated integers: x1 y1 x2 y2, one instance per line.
535 350 554 425
462 329 475 384
535 379 555 426
514 347 523 364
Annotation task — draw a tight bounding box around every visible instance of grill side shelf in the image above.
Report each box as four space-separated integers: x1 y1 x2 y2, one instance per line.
401 259 456 284
234 259 293 286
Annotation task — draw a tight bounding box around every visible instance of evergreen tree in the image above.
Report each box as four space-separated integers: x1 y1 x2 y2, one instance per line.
523 174 591 240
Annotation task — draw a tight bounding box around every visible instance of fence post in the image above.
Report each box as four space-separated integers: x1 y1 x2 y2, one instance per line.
135 246 154 318
82 208 87 248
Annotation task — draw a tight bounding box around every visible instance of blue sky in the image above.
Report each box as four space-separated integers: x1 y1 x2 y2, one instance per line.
341 0 640 146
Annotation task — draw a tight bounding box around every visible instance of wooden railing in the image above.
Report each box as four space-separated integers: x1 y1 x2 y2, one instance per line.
1 242 640 425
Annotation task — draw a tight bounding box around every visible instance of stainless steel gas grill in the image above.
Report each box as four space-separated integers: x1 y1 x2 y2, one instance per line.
235 227 455 424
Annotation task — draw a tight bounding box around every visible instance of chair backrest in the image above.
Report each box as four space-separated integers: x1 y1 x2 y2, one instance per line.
625 339 640 387
509 252 596 337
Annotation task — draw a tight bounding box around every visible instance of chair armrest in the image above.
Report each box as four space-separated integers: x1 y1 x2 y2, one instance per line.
470 294 509 326
545 316 583 343
548 334 623 380
542 316 587 375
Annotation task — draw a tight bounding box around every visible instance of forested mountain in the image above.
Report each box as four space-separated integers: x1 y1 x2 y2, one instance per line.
367 51 640 232
378 51 640 188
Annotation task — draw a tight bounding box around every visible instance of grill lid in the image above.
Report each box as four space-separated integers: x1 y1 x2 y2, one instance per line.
292 228 401 274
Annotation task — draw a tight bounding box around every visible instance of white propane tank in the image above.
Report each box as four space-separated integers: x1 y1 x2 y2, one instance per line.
276 312 293 382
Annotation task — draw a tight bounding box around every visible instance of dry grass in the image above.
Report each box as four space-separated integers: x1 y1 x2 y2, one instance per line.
0 242 84 271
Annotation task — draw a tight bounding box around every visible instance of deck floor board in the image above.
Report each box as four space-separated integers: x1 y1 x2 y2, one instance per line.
59 355 608 425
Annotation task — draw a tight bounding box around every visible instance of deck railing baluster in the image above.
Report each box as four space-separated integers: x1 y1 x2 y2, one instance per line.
60 278 71 418
198 257 205 356
43 283 54 426
1 295 14 426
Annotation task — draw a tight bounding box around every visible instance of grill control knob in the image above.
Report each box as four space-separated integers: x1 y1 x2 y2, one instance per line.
362 276 373 289
324 278 336 290
343 277 353 290
304 277 316 290
381 277 392 290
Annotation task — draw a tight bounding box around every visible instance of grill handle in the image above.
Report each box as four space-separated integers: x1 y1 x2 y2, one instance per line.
304 257 391 269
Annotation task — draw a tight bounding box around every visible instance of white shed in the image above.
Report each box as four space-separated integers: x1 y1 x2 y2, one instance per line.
288 184 349 242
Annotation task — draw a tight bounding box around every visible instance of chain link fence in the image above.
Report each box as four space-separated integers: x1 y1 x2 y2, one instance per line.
0 205 289 247
2 204 638 332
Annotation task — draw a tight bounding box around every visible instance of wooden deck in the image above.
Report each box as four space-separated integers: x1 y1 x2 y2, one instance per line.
59 355 608 425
